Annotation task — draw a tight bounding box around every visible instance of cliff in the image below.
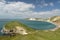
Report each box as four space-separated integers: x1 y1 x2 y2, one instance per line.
47 16 60 25
26 18 46 21
0 16 60 40
1 21 34 36
48 16 60 22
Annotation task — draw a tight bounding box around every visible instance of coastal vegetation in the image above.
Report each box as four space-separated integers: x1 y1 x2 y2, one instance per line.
0 29 60 40
0 16 60 40
26 16 60 22
4 21 34 31
1 21 35 36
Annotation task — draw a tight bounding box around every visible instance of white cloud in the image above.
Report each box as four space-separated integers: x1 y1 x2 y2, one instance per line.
38 0 48 8
0 1 35 19
0 0 60 19
49 2 54 6
36 9 60 18
40 0 54 7
38 3 48 8
58 1 60 3
4 2 35 12
19 9 60 18
43 3 48 6
0 0 4 2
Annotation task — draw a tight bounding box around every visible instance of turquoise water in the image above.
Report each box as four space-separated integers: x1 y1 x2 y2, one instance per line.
0 19 56 35
20 20 56 30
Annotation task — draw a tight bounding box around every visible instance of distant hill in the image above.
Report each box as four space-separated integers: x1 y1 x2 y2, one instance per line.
49 16 60 22
25 16 60 22
48 16 60 25
1 21 34 36
26 18 46 21
0 16 60 40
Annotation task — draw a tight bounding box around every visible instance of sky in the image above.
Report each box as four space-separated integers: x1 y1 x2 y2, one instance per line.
0 0 60 19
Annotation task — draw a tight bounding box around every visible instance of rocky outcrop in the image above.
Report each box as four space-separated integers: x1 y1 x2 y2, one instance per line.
48 16 60 31
1 21 28 36
1 26 28 35
15 26 28 35
48 16 60 22
26 18 45 21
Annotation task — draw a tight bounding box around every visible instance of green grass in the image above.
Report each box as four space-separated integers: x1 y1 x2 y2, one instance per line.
4 21 35 31
0 21 60 40
0 29 60 40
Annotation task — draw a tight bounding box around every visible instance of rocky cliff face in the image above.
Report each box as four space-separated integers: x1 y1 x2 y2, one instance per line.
1 26 28 35
26 16 60 22
1 21 28 36
26 18 45 21
49 16 60 22
48 16 60 26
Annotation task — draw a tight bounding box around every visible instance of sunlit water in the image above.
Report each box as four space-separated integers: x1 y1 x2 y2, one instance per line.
0 19 56 35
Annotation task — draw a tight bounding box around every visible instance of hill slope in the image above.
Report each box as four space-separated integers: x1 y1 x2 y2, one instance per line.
0 29 60 40
49 16 60 22
0 16 60 40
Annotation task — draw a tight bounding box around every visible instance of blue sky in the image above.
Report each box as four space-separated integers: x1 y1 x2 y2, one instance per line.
0 0 60 19
6 0 60 11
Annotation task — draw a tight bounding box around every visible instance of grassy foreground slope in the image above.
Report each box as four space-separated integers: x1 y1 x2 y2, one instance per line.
0 29 60 40
0 20 60 40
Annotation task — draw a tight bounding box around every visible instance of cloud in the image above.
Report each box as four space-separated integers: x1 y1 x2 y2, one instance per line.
39 0 54 7
0 1 35 19
43 3 48 6
0 0 60 19
0 0 4 2
36 9 60 18
4 2 35 11
39 3 48 8
40 0 48 7
18 9 60 18
58 1 60 3
49 2 54 6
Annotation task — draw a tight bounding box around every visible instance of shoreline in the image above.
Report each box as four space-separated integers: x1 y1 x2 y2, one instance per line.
43 21 60 31
49 22 60 31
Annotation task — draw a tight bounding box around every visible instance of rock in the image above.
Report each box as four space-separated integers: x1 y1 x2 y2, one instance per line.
1 26 28 36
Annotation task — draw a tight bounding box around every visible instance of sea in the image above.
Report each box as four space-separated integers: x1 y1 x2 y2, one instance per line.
0 19 56 35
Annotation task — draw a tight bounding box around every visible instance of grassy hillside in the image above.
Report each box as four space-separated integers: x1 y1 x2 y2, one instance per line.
4 21 35 31
49 16 60 22
0 18 60 40
0 29 60 40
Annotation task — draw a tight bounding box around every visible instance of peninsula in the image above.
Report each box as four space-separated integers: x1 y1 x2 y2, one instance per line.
0 16 60 40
